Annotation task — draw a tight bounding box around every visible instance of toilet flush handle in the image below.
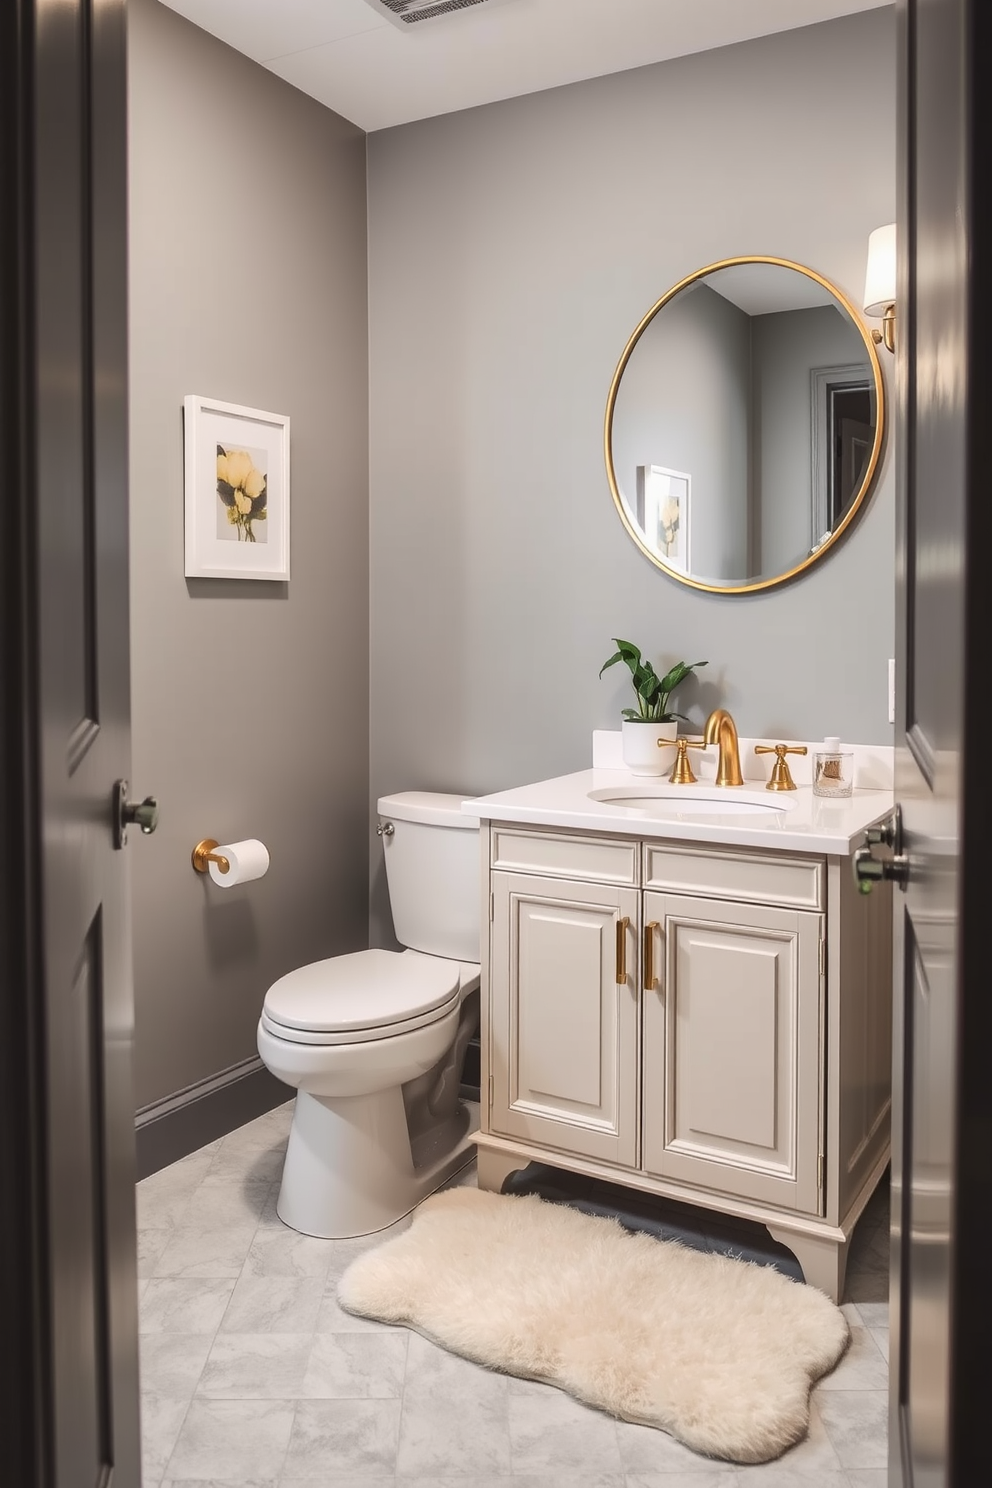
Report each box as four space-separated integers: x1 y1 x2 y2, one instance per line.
376 820 395 837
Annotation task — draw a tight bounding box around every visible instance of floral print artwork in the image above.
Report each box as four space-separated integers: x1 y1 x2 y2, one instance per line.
216 444 268 543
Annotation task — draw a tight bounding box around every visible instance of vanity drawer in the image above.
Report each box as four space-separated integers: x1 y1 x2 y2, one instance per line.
642 842 824 910
491 827 638 885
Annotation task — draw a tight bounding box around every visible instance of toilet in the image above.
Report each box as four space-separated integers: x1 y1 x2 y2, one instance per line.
256 791 481 1239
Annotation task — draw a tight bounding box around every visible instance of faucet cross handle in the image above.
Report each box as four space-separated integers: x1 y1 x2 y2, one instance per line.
754 743 808 792
668 736 707 786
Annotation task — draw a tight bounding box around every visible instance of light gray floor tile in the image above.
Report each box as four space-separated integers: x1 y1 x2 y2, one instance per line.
846 1472 889 1487
141 1393 192 1484
153 1225 258 1279
137 1161 213 1231
138 1228 174 1278
735 1400 841 1479
301 1331 408 1398
280 1480 393 1487
396 1332 510 1477
395 1477 625 1488
219 1276 325 1335
314 1293 404 1334
854 1303 889 1329
162 1480 277 1487
166 1399 295 1480
624 1474 738 1488
206 1144 286 1185
141 1279 237 1335
243 1227 334 1279
198 1334 313 1399
816 1391 888 1469
617 1417 727 1474
283 1399 402 1478
869 1328 888 1363
508 1387 623 1477
816 1326 888 1391
140 1333 214 1398
733 1469 851 1486
181 1179 273 1230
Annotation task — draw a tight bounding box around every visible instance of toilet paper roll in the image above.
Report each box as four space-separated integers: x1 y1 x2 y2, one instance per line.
209 838 270 888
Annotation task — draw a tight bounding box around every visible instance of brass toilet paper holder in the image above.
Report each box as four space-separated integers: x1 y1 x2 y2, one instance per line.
192 838 231 875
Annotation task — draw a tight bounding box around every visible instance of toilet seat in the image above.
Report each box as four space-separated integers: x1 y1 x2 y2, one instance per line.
261 948 462 1047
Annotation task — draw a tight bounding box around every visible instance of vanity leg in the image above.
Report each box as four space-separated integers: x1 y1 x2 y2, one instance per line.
475 1145 525 1194
767 1226 851 1303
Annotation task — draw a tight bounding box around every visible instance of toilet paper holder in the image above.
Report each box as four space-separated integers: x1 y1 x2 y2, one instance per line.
192 838 231 875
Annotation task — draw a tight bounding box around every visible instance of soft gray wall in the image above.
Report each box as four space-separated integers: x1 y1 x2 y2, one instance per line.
752 304 871 576
128 0 369 1108
611 284 751 582
367 8 895 942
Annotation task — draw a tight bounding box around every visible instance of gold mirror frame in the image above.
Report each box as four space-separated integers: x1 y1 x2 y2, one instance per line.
604 255 886 595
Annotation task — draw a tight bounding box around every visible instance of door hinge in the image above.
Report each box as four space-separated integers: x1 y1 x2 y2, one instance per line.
488 1073 494 1107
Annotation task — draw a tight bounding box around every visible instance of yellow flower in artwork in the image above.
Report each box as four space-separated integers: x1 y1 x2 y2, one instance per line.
217 444 267 542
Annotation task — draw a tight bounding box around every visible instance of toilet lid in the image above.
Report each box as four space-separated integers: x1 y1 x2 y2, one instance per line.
262 949 461 1037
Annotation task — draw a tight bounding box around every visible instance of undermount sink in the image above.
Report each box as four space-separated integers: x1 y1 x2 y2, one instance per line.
588 786 798 818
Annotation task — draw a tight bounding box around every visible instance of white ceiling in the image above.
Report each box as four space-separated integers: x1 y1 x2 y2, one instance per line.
159 0 891 132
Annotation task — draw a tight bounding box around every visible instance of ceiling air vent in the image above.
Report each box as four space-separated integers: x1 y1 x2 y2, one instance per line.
363 0 515 28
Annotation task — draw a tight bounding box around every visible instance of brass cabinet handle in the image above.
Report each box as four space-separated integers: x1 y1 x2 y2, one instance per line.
615 915 629 984
643 921 660 990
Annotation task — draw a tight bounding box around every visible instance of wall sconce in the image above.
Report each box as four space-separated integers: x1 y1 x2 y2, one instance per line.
863 222 896 353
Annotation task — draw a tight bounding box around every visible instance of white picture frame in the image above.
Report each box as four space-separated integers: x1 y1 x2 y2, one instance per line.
183 394 290 581
636 464 691 575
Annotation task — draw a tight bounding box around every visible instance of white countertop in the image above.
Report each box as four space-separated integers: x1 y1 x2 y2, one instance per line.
464 767 894 856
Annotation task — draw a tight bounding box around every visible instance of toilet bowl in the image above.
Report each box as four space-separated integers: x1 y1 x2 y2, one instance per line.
257 792 481 1239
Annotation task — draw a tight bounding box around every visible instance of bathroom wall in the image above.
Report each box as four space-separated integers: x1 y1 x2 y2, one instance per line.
128 0 370 1149
366 8 896 942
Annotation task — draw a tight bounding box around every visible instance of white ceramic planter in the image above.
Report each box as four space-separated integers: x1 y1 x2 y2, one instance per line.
621 719 678 776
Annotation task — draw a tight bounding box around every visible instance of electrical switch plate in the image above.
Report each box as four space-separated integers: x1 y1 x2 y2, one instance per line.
888 658 896 724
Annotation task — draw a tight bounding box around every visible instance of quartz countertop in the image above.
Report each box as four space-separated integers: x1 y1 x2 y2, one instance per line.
464 767 894 856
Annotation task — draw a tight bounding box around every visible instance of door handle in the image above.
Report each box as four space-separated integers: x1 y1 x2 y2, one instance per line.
643 921 659 990
615 915 629 985
113 780 159 850
853 805 909 893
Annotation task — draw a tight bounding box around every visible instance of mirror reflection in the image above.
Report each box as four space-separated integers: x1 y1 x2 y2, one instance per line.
606 259 883 593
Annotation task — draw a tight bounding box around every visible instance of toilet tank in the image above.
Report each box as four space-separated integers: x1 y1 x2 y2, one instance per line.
377 791 480 963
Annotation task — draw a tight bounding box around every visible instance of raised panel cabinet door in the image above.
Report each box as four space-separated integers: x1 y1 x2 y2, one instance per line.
641 892 823 1213
490 873 639 1166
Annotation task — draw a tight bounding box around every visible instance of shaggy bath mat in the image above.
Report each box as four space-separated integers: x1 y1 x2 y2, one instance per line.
337 1187 848 1465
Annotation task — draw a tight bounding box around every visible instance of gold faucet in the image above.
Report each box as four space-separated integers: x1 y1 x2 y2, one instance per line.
703 708 744 787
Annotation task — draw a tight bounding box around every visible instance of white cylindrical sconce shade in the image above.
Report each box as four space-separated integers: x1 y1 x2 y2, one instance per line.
864 223 897 314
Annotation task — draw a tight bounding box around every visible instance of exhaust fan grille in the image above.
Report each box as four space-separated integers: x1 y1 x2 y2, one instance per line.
365 0 507 26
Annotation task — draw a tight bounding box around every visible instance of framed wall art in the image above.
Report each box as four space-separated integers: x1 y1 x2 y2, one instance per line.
183 394 290 580
635 463 691 575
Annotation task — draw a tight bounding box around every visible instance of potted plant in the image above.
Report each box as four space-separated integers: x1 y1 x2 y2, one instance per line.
600 639 707 776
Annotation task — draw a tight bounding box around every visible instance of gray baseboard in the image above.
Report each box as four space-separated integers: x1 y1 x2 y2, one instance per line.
135 1056 287 1179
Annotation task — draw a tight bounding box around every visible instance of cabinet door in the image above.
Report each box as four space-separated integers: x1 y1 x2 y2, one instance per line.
490 873 639 1167
642 891 823 1213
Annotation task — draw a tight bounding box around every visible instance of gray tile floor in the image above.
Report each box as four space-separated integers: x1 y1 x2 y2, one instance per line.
137 1103 890 1488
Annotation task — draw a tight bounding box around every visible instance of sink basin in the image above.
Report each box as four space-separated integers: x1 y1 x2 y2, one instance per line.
588 786 798 819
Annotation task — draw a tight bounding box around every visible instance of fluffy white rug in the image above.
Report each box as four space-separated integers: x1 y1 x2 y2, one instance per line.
337 1187 849 1464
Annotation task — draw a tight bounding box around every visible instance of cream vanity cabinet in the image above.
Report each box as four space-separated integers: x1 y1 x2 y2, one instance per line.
477 823 892 1302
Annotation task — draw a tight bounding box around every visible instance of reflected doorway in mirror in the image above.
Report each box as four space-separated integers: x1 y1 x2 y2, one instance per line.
635 464 691 575
810 364 874 552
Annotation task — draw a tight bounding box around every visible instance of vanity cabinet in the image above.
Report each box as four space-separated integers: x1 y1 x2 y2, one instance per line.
477 824 892 1302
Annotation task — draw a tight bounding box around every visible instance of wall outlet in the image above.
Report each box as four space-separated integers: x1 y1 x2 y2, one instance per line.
888 658 896 725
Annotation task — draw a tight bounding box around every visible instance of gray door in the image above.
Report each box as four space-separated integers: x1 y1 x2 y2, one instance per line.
879 1 991 1482
0 0 144 1484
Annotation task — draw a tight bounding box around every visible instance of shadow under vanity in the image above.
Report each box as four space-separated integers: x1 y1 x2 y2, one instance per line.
466 741 893 1302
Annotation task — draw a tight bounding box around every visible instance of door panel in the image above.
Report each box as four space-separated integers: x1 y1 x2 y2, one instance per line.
642 892 822 1214
890 1 992 1482
490 873 639 1166
1 0 140 1483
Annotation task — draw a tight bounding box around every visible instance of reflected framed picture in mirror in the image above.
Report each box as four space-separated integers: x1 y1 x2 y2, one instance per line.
636 464 691 574
605 257 885 595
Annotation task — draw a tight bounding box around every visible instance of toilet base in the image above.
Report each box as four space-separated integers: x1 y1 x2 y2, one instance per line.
276 1086 478 1239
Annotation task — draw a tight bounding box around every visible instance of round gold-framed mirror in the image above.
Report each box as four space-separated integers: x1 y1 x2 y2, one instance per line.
604 256 885 594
